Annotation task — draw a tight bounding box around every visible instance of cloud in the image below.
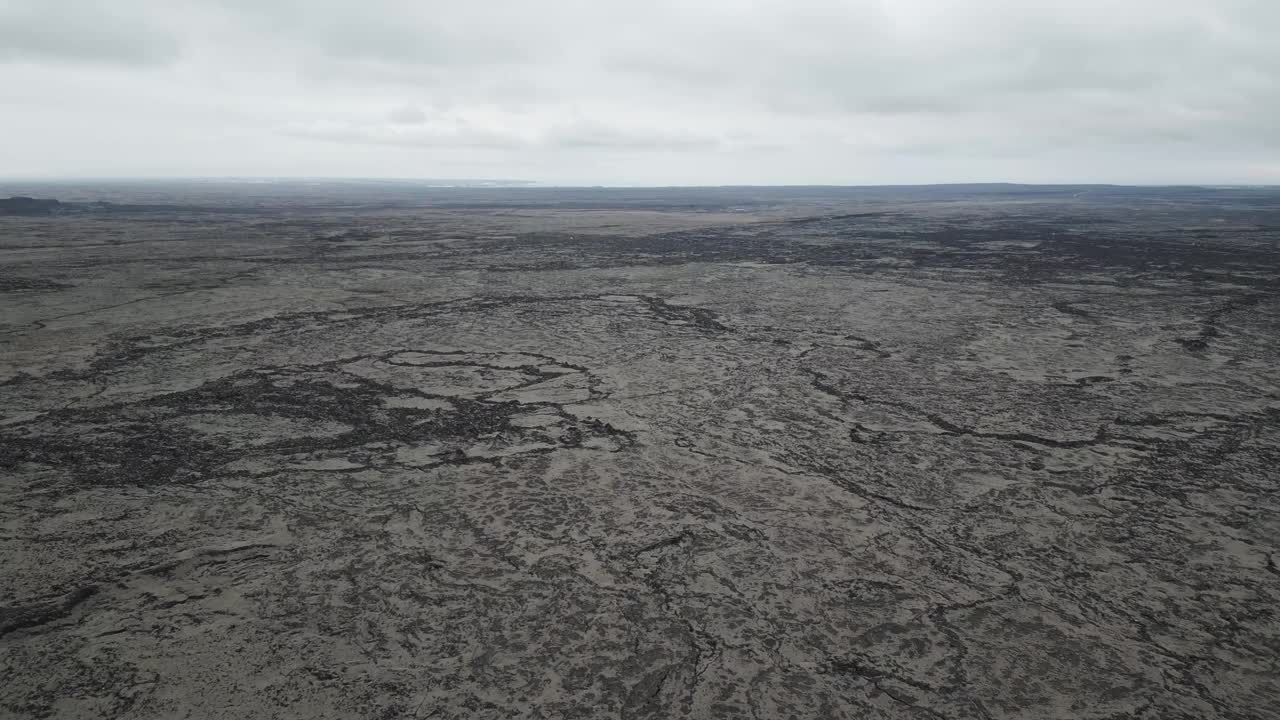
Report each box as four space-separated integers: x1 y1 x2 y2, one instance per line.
0 0 1278 183
0 1 180 66
279 117 529 149
542 121 722 152
280 112 725 152
386 105 428 125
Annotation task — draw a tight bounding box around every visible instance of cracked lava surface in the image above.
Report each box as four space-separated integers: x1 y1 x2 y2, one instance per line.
2 183 1279 719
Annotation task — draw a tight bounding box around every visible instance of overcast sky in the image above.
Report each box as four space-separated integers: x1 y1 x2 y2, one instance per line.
1 0 1277 185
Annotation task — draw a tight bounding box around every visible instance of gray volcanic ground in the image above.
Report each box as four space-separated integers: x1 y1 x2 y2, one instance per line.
2 182 1279 720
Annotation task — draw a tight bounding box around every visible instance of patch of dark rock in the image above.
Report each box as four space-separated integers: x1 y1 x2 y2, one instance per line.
0 276 73 292
0 197 62 216
0 586 98 637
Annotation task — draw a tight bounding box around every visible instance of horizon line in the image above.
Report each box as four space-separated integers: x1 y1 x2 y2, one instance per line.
1 177 1278 190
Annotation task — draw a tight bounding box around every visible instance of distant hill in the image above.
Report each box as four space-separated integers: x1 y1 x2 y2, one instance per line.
0 196 62 215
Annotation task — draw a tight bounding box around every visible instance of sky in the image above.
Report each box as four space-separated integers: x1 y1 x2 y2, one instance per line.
1 0 1277 185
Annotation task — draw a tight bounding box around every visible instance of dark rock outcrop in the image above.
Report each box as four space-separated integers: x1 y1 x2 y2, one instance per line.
0 197 62 216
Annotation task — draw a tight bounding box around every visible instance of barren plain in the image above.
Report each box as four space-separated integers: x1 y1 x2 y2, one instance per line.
2 182 1279 719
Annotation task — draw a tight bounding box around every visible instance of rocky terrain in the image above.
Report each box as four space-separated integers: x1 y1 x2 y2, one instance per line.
1 182 1278 719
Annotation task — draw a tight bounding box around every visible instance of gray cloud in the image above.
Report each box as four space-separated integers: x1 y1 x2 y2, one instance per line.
386 105 428 125
282 112 725 153
0 1 180 66
1 0 1278 183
